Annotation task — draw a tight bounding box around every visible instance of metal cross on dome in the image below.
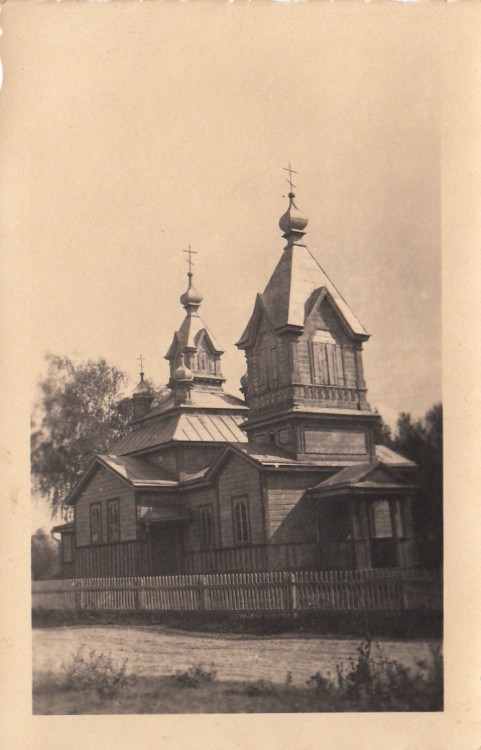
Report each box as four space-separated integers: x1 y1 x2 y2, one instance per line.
283 163 298 193
138 354 145 373
183 245 197 276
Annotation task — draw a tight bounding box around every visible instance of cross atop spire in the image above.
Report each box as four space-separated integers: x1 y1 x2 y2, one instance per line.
138 354 145 375
283 163 298 194
183 245 197 279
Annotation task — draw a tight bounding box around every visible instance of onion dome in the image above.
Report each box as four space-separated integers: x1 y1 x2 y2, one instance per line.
279 192 308 240
133 372 153 398
180 273 203 309
172 354 194 383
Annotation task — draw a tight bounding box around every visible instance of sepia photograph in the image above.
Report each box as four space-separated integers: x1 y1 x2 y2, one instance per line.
3 0 479 740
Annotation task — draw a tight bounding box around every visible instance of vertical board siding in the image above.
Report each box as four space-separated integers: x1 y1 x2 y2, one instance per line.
217 455 263 547
32 568 441 612
75 466 137 547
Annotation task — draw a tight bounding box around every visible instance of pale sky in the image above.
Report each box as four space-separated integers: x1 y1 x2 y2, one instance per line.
1 2 441 529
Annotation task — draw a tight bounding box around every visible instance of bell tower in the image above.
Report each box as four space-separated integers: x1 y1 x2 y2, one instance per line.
237 175 378 461
165 249 225 394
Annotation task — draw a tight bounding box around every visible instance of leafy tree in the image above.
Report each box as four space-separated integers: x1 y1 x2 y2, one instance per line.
392 403 443 568
31 528 59 580
372 408 394 448
31 355 167 516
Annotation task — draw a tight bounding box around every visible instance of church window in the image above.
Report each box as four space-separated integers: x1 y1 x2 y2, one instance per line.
90 503 102 545
310 332 345 386
370 500 393 538
199 505 214 549
256 336 278 391
232 497 250 545
198 351 209 372
107 499 120 543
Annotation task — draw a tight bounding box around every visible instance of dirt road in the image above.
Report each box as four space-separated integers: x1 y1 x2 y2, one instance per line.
33 626 438 685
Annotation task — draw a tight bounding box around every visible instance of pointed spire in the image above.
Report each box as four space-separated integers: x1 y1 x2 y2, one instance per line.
279 165 308 244
180 246 203 311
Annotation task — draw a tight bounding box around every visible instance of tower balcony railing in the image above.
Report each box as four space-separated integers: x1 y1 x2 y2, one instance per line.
247 383 370 416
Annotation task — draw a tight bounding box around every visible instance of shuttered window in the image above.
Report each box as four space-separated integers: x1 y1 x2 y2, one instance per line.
199 505 214 549
107 499 120 543
90 503 102 545
311 341 345 386
232 497 250 545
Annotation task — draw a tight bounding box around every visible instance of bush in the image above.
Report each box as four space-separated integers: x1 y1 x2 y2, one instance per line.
306 638 443 711
173 663 217 688
60 647 134 698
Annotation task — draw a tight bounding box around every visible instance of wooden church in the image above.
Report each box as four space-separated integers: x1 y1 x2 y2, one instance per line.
54 187 418 579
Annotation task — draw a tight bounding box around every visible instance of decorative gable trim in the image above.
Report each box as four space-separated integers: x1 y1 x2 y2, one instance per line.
236 294 277 350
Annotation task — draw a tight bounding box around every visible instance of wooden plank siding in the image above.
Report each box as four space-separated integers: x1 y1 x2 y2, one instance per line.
73 541 151 578
74 466 137 547
216 454 264 548
265 472 318 544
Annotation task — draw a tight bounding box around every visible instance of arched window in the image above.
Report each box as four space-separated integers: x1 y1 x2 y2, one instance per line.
232 497 250 545
267 431 277 445
199 505 214 549
198 351 209 372
107 499 120 542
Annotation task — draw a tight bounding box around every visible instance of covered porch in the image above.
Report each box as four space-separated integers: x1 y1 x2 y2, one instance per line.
307 461 418 570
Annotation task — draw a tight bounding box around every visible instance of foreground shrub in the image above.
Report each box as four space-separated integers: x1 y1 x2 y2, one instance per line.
61 647 133 698
173 663 217 688
306 638 443 711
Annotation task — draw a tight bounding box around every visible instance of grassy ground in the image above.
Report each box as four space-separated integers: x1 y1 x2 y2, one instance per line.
32 672 442 714
32 639 443 714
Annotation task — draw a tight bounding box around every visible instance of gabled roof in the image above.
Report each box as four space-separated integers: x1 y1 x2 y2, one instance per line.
205 442 356 481
237 244 368 347
308 460 417 497
64 454 178 505
97 454 177 485
165 312 223 359
374 444 416 468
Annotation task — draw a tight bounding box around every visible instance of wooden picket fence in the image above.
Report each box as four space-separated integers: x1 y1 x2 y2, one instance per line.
32 568 441 613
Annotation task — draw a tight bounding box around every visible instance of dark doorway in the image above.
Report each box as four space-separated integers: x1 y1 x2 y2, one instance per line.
151 524 184 575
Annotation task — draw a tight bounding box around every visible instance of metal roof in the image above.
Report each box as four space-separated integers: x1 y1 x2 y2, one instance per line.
139 506 193 523
97 454 177 486
237 245 368 346
374 444 416 468
308 461 416 496
110 413 247 455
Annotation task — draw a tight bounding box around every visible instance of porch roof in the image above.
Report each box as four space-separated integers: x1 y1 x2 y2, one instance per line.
139 506 193 523
308 461 417 497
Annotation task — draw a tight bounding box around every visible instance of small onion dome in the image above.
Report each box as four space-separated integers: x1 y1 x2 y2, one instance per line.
172 354 194 383
133 372 153 398
279 192 308 236
180 275 203 308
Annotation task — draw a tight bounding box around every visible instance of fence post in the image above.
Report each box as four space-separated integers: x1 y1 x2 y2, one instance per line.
289 572 298 613
74 579 82 611
200 576 208 611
